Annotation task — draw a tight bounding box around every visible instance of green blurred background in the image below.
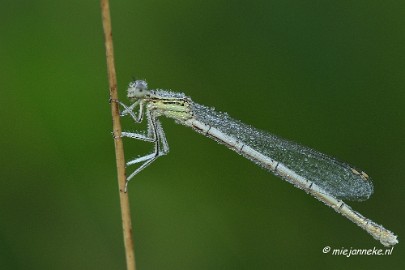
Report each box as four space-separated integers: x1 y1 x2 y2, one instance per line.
1 0 404 269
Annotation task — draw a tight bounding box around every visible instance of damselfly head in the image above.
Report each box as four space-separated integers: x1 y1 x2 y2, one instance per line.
127 80 149 100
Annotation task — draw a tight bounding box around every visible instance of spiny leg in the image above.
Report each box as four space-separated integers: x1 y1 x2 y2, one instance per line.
124 110 169 191
121 131 155 143
113 99 169 190
110 98 168 191
112 99 144 123
123 100 144 123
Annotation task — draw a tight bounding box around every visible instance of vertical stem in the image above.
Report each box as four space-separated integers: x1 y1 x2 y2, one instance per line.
100 1 136 269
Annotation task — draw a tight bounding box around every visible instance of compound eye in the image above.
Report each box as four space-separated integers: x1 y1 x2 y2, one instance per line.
135 80 148 90
127 79 149 99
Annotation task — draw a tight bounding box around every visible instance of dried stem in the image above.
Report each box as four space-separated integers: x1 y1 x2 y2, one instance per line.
100 0 136 269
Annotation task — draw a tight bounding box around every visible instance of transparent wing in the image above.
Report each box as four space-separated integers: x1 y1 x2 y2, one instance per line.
192 103 373 201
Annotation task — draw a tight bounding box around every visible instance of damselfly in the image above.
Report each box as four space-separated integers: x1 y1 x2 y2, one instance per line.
114 80 398 247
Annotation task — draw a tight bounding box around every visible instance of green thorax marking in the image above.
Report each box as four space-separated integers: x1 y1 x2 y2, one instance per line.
147 96 193 122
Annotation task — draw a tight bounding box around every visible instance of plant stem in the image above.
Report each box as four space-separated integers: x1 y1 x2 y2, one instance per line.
100 0 136 269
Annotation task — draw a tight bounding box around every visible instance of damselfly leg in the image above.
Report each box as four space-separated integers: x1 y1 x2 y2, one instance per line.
115 99 169 191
